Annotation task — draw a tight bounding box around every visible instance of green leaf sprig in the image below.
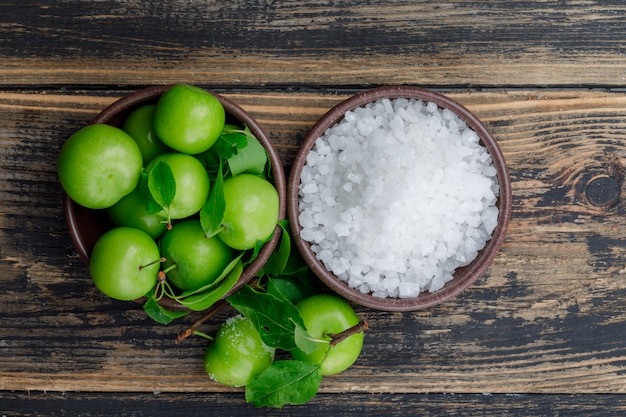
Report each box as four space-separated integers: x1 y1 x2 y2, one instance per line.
244 360 322 408
198 123 268 178
140 160 176 228
200 159 225 239
228 285 306 352
147 161 176 211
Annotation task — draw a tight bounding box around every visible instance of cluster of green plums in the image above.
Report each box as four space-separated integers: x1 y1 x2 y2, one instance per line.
58 84 280 302
204 293 364 388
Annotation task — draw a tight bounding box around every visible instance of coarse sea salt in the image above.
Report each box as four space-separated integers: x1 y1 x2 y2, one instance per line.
298 98 500 299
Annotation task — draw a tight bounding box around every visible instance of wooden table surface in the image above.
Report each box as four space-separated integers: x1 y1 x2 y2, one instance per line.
2 1 626 415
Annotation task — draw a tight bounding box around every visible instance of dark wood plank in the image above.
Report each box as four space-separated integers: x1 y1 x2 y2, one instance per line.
1 88 625 398
2 1 626 87
3 391 626 416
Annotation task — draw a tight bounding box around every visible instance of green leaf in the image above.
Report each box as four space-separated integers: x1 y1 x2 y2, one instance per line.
241 236 270 269
222 123 247 134
212 126 248 159
280 239 312 277
227 285 304 350
143 296 189 325
147 161 176 210
200 159 225 239
293 322 328 355
196 147 222 178
227 133 267 176
209 124 267 176
138 171 164 215
266 277 316 306
141 193 164 215
259 220 291 277
245 360 322 408
178 258 243 312
177 253 244 297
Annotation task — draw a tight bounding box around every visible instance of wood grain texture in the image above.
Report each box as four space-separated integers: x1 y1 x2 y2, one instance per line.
2 0 626 414
1 89 625 399
2 1 626 87
3 391 626 416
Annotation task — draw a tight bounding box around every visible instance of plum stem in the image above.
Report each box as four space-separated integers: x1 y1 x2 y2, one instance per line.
161 263 178 275
175 299 229 344
328 320 368 347
139 257 166 270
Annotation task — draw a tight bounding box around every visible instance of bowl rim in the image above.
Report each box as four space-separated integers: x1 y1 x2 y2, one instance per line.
287 85 512 312
63 85 287 310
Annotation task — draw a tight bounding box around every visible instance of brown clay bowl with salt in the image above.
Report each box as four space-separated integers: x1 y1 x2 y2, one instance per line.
287 86 511 312
63 85 287 310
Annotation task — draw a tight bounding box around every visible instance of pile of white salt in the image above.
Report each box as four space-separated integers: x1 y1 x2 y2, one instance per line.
298 97 500 299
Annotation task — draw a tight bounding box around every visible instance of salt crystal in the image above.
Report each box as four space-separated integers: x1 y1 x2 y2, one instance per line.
382 98 393 113
306 151 320 166
428 278 444 293
299 228 316 242
347 172 361 183
481 206 499 235
301 183 318 194
398 282 421 298
299 211 314 228
333 222 350 237
317 142 331 155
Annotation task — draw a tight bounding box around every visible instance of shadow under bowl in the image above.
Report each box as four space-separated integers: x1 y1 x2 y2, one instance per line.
287 86 512 312
63 85 287 310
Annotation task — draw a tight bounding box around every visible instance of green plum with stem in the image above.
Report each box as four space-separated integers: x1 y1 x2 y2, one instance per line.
90 227 161 301
290 294 364 375
160 219 233 292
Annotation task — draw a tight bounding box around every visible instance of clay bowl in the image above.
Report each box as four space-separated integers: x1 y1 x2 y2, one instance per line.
63 85 287 310
287 86 511 312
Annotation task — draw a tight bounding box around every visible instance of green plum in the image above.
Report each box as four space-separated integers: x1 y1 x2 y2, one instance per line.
290 294 364 375
160 219 233 292
90 227 160 301
107 184 167 239
145 152 210 220
218 174 279 250
122 103 169 165
154 84 225 155
204 315 275 387
58 124 143 209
